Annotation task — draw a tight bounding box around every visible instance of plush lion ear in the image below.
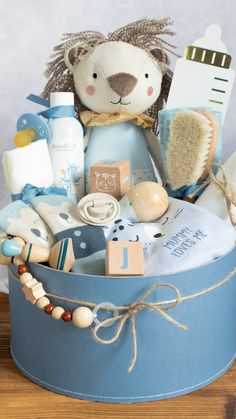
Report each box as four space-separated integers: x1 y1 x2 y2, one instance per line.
149 48 170 73
64 45 80 71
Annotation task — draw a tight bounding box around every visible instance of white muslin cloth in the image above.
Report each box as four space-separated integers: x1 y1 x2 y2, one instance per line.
106 198 236 276
2 140 54 195
196 150 236 224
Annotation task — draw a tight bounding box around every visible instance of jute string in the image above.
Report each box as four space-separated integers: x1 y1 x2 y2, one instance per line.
209 163 236 227
9 266 236 372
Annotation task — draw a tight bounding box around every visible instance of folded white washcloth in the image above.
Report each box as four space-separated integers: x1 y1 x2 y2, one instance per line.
2 140 54 195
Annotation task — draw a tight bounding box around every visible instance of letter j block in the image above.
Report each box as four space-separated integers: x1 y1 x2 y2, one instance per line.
105 241 144 276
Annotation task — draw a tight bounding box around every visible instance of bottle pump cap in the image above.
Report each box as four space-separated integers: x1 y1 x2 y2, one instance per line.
50 92 74 107
184 24 232 69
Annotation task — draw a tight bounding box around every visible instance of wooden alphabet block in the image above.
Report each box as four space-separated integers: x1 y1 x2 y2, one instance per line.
89 160 131 200
105 241 144 276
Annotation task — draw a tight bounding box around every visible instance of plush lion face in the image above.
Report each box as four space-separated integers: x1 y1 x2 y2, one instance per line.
65 41 164 114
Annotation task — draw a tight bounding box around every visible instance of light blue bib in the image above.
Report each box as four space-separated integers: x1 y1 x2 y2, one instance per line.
84 122 156 191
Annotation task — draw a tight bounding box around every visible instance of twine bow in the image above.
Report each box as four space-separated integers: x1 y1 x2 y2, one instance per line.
209 163 236 227
92 283 187 372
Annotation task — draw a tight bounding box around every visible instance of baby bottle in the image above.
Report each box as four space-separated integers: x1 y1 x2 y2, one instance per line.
166 24 235 124
48 92 84 201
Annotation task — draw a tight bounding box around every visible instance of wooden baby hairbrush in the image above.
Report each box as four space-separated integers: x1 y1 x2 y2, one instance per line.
166 109 218 190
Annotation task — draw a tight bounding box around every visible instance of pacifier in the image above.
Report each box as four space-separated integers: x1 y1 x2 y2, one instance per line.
14 113 51 147
77 193 120 226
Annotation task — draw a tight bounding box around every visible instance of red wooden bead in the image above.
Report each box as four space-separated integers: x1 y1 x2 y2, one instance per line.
61 311 72 322
18 265 29 275
44 304 54 315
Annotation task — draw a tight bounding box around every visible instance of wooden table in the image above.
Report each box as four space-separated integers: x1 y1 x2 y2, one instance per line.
1 293 235 419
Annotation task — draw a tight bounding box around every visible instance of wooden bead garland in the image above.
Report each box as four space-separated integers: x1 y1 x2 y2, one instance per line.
13 258 94 329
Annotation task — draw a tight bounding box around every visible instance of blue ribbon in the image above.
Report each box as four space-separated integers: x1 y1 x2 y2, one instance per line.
38 105 75 119
26 93 86 137
167 181 207 199
26 94 75 119
12 183 67 204
24 94 76 143
27 94 50 107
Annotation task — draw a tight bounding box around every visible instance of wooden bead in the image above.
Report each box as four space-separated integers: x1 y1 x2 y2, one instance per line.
61 311 72 322
44 304 55 315
52 306 65 320
0 237 11 265
1 239 22 257
18 265 29 275
37 296 50 309
12 237 25 247
72 307 94 328
19 272 33 285
21 243 50 263
13 256 25 267
49 238 75 272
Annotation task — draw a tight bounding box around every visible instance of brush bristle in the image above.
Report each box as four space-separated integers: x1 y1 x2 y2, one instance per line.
167 111 213 190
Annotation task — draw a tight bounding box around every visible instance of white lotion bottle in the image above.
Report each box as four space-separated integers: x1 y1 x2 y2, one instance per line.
48 92 84 201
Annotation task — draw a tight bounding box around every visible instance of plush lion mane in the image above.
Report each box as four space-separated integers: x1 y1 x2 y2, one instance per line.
42 18 178 133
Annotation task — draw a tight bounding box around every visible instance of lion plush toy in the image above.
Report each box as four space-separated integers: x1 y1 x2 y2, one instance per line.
43 18 177 191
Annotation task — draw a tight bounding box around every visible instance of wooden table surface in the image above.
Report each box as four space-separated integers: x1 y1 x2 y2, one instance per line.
0 293 235 419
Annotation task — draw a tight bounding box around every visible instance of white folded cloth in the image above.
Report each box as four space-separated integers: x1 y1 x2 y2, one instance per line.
106 198 236 276
2 140 54 195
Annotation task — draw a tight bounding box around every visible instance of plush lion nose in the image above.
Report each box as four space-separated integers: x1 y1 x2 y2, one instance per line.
107 72 138 97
